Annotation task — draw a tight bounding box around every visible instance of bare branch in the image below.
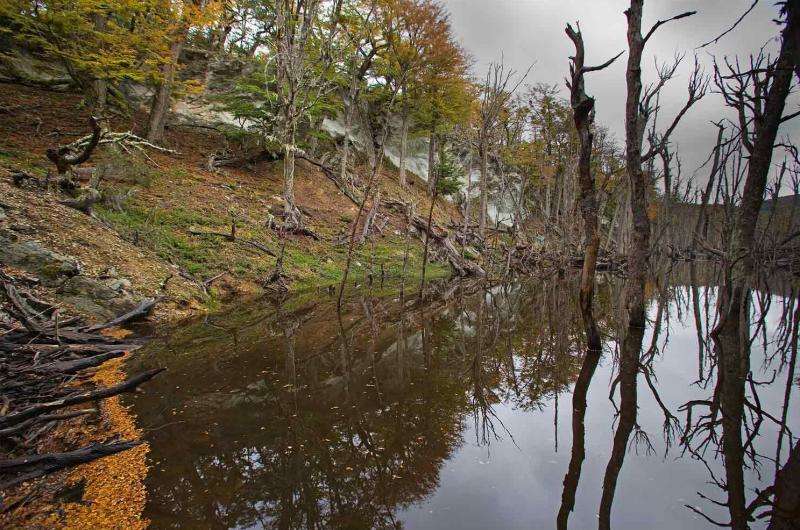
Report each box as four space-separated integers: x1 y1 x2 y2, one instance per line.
697 0 760 49
643 11 697 44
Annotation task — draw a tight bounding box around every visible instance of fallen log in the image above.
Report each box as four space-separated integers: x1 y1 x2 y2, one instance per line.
383 198 485 277
0 410 95 441
83 298 158 332
0 441 141 490
298 155 361 204
187 230 277 257
42 350 126 374
0 368 165 429
0 273 165 508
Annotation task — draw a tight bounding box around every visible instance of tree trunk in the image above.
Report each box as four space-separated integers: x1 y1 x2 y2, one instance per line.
359 187 381 243
770 441 800 530
712 8 798 529
624 0 649 325
340 89 354 182
693 124 725 252
399 110 409 187
283 114 300 225
566 23 611 352
146 40 184 143
730 3 798 285
427 133 437 196
90 13 108 114
478 140 488 237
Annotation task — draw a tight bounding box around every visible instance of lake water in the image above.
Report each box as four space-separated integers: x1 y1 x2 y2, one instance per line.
129 266 799 529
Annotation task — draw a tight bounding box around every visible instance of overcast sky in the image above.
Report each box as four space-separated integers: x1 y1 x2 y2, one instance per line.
441 0 799 193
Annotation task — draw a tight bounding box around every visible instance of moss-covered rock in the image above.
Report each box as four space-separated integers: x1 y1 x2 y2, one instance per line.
0 229 79 284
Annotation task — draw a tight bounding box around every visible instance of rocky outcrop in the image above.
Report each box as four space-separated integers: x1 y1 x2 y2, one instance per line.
59 276 138 320
0 230 139 320
0 229 79 284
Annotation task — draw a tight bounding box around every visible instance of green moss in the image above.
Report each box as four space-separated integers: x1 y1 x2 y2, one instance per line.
0 148 48 175
96 197 452 297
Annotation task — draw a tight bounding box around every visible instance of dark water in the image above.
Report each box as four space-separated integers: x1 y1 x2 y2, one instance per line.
129 267 799 530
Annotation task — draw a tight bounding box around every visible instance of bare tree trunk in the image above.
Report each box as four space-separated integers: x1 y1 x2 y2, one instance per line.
597 5 652 528
359 187 381 243
624 0 649 324
421 177 438 294
711 9 799 529
566 23 619 352
478 141 488 237
730 3 798 284
693 123 726 252
283 114 300 225
544 161 552 222
399 110 409 187
427 133 437 196
462 157 472 254
146 40 184 143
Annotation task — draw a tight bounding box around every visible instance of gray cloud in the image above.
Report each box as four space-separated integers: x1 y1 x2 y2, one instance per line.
441 0 799 193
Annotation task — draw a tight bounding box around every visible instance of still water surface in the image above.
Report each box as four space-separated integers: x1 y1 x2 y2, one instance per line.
129 267 799 529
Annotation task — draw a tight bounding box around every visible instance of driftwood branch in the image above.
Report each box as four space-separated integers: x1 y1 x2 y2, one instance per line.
0 441 141 489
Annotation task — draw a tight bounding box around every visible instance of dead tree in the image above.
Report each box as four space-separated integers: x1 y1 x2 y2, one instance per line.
596 4 700 530
716 5 800 293
565 22 622 352
46 116 102 178
476 61 529 238
709 6 799 529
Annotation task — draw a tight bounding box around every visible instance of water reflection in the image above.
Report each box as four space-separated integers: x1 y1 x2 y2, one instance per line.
129 268 799 529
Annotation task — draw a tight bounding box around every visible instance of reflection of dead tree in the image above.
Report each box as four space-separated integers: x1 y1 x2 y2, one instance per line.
775 296 799 476
702 5 800 529
770 440 800 530
679 288 798 529
599 318 645 530
556 349 601 530
597 3 699 528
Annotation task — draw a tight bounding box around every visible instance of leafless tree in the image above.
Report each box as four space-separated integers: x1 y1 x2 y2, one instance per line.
565 22 622 352
476 60 529 238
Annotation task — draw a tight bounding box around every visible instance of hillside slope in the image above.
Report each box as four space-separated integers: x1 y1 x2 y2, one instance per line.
0 83 460 322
